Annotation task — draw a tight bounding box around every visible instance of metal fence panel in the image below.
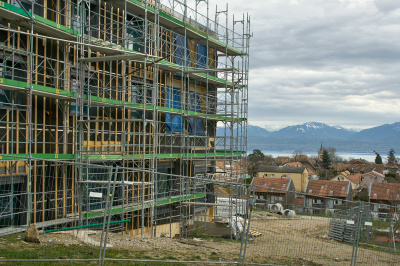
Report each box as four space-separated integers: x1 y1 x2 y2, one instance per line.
239 185 399 266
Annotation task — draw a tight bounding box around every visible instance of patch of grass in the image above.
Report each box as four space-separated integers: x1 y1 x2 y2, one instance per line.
297 212 329 218
163 255 178 260
358 243 400 255
372 220 390 229
210 236 240 243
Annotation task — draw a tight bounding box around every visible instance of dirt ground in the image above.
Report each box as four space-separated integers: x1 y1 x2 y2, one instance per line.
3 212 399 265
242 212 399 265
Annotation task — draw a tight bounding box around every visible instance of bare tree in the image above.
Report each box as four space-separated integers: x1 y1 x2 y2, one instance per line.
292 150 303 161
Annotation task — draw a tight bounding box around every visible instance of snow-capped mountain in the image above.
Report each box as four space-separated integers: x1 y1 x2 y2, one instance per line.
271 122 355 140
216 125 271 137
216 122 400 148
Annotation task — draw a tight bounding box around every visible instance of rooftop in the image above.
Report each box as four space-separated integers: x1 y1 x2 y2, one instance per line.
251 177 293 193
258 165 307 174
369 183 400 201
305 180 351 198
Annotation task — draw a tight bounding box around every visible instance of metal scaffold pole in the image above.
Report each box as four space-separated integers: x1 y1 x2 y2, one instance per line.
0 2 250 260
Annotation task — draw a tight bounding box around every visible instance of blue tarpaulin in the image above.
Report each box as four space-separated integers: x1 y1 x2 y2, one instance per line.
175 35 190 67
188 92 205 136
166 86 182 134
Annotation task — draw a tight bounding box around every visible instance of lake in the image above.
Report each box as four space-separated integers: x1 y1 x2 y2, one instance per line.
261 151 378 163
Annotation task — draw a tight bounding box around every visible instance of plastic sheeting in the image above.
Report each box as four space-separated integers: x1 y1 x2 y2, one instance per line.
175 34 190 67
188 92 205 136
223 215 247 239
166 86 182 134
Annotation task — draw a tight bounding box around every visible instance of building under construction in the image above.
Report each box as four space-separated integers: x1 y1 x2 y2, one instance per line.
0 0 250 237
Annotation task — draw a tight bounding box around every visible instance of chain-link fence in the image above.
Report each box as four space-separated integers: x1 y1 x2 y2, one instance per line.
2 175 400 265
239 183 399 265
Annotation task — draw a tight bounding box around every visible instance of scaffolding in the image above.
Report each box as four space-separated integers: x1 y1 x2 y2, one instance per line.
0 0 250 238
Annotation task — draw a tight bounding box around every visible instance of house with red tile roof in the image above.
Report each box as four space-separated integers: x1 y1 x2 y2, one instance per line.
301 157 318 174
275 156 291 165
332 170 362 190
256 166 308 193
382 165 400 176
368 183 400 217
360 171 385 189
283 162 303 167
251 177 296 207
331 163 352 172
304 180 352 214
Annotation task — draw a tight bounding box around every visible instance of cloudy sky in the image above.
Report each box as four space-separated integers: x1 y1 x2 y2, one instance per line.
209 0 400 131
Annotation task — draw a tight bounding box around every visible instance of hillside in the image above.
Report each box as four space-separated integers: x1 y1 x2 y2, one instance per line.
349 122 400 144
272 122 354 140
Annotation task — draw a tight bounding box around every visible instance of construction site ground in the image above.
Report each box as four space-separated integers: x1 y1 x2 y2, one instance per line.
0 211 398 265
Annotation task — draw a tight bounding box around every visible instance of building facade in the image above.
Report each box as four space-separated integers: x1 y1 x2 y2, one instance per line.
0 0 250 237
304 180 353 214
332 170 361 190
251 177 296 207
257 166 308 193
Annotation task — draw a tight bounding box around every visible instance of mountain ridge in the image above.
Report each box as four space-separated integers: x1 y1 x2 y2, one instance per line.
217 122 400 146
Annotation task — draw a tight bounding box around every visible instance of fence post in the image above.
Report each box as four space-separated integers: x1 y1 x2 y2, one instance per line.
240 192 255 266
350 202 363 266
390 223 396 253
238 194 249 265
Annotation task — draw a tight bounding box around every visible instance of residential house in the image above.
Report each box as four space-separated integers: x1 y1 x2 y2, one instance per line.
256 166 308 193
283 162 303 167
371 164 387 175
214 160 243 182
349 159 368 165
251 177 296 207
332 170 362 190
331 163 352 173
275 156 291 165
304 180 353 214
291 197 306 213
382 165 400 176
301 157 318 175
369 183 400 219
360 171 385 189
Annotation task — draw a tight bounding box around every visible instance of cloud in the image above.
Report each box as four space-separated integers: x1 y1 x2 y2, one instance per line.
374 0 400 13
212 0 400 130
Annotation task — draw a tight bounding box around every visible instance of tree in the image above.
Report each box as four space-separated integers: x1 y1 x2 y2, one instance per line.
247 149 265 162
354 189 369 202
263 154 275 164
292 150 303 161
327 147 337 162
375 153 383 164
247 149 265 177
322 149 331 169
387 149 396 164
